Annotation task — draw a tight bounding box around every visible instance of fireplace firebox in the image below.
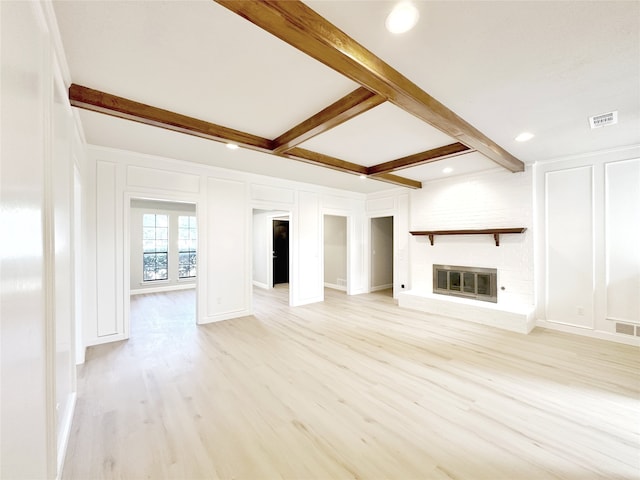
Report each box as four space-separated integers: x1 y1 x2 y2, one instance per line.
433 264 497 303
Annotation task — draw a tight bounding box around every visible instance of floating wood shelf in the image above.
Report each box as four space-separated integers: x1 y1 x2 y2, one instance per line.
410 228 527 246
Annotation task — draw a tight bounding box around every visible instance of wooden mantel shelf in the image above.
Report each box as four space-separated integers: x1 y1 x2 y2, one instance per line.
410 228 527 246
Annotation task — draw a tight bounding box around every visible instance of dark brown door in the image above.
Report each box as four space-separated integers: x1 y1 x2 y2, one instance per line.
273 220 289 286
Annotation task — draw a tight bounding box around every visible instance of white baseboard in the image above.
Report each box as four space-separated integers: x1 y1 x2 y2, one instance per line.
536 319 640 346
252 280 270 290
370 283 393 292
130 283 195 295
324 282 346 291
56 392 77 480
198 307 252 324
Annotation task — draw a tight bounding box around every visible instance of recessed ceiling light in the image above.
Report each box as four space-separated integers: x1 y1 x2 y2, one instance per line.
515 132 534 142
359 174 367 180
385 2 420 34
442 167 453 174
226 143 239 150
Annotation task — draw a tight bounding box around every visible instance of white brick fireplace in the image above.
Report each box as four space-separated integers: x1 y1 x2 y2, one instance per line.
400 168 535 333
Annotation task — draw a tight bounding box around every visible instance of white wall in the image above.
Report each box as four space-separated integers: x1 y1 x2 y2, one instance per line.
409 168 534 307
371 216 394 290
536 146 640 343
324 215 347 290
129 199 196 293
84 146 368 345
1 2 83 477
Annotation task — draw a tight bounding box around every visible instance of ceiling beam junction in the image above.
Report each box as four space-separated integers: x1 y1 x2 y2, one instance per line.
214 0 524 173
68 84 422 189
272 86 385 154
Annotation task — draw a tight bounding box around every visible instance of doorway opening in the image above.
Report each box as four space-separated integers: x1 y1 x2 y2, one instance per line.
324 215 347 291
273 219 289 286
370 216 394 296
127 197 198 337
252 209 291 290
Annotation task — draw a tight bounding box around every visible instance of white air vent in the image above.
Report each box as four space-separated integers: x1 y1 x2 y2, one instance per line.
589 111 618 129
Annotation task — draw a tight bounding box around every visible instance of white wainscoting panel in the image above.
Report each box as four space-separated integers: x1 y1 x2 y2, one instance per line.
251 183 295 205
96 161 119 336
366 196 395 213
605 159 640 323
545 166 594 328
127 165 200 193
204 177 250 321
295 191 322 305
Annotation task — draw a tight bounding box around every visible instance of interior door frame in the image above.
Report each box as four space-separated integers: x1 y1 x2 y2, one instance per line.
321 212 350 293
272 217 290 286
368 214 395 297
251 204 294 306
123 191 200 339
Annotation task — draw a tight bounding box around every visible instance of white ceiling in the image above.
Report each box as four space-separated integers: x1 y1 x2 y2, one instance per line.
53 0 640 193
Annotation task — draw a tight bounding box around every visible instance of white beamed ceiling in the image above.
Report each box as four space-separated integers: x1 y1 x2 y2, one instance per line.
54 0 640 192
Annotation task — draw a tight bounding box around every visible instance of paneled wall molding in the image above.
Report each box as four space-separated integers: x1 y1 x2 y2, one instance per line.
535 144 640 167
604 158 640 325
127 165 200 193
88 144 368 201
535 148 640 345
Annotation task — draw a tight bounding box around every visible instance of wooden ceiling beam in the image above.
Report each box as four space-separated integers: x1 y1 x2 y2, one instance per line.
282 147 368 175
69 84 421 189
282 148 420 189
214 0 525 173
69 84 274 152
280 147 422 188
272 87 385 154
369 173 422 189
368 142 472 176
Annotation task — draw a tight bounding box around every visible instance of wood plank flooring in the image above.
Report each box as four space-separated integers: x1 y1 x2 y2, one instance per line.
63 287 640 479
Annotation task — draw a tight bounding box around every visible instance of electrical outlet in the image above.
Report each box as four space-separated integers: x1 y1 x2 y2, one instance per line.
577 306 584 316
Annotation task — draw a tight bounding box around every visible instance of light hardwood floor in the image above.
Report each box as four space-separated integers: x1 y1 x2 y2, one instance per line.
63 287 640 479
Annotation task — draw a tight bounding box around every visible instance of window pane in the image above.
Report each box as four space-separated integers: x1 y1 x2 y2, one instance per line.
463 273 475 293
156 228 167 240
156 214 168 228
178 216 189 228
143 227 156 240
450 272 461 291
143 240 155 252
143 214 156 227
142 214 170 281
477 274 490 295
437 270 447 290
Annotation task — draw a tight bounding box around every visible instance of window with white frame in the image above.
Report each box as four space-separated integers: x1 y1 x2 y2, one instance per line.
142 213 169 281
178 215 197 279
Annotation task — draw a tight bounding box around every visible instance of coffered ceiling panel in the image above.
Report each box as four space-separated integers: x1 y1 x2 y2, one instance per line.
298 103 456 167
308 0 640 164
78 109 396 194
54 0 639 192
54 0 359 139
398 151 501 183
